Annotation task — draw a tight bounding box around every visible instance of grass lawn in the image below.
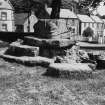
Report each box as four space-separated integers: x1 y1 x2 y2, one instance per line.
0 41 104 105
0 57 104 105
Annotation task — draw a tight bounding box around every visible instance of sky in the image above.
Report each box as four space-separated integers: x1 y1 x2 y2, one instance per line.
95 1 105 16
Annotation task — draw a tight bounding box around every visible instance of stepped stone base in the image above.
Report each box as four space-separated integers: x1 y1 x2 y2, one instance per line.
5 42 39 57
0 50 53 67
24 36 75 48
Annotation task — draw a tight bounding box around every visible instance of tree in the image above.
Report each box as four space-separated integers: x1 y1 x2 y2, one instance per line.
82 27 94 37
77 0 104 15
50 0 61 18
10 0 104 16
50 0 104 18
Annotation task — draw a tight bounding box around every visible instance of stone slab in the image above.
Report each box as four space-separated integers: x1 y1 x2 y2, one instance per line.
0 50 54 67
5 42 39 57
45 63 93 78
24 36 76 48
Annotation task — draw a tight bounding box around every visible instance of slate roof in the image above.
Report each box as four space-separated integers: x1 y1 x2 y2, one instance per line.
77 14 94 23
46 8 78 19
15 13 28 25
91 15 103 23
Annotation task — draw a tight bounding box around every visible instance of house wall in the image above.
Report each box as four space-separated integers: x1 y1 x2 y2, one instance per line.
91 23 104 42
52 18 79 39
66 19 79 35
38 18 79 39
81 22 95 36
0 9 14 32
80 21 104 43
0 0 14 32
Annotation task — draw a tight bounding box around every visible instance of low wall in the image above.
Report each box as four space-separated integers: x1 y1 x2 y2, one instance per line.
0 32 36 42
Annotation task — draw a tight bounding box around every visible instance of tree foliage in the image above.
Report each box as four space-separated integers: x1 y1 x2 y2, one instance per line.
10 0 104 15
83 27 94 37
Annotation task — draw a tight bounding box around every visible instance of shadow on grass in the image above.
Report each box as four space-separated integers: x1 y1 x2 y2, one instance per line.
43 68 93 80
1 57 50 68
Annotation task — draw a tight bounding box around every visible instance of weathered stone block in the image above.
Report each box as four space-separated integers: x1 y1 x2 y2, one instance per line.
24 36 75 48
45 63 93 78
0 50 54 67
5 42 39 57
23 37 43 47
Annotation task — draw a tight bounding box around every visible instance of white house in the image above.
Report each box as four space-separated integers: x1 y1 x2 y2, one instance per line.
0 0 14 32
91 15 104 37
90 15 104 43
46 8 79 39
15 11 38 32
77 14 95 36
102 19 105 43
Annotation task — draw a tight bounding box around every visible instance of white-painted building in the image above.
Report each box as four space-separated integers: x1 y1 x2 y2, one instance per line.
15 11 38 32
102 19 105 43
0 0 14 32
90 15 104 43
77 14 95 36
91 15 104 37
46 8 79 39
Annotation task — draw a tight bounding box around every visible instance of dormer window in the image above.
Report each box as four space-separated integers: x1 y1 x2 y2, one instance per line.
1 12 7 20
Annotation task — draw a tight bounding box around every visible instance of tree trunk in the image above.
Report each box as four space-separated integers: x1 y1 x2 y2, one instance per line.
50 0 61 19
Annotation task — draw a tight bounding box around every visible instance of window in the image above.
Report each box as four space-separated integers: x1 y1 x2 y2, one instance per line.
72 20 75 26
72 28 75 33
1 12 7 20
97 24 99 28
92 23 94 27
16 25 23 32
84 23 86 27
2 24 7 31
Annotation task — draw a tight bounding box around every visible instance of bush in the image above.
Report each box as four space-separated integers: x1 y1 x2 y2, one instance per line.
83 27 94 37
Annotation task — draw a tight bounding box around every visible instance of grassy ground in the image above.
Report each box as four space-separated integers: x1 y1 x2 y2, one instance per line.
0 41 105 105
0 57 104 105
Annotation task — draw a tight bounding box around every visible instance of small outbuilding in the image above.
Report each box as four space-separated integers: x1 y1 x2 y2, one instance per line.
77 14 95 37
15 11 38 32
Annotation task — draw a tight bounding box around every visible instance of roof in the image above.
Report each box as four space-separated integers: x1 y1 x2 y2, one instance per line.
0 0 13 10
77 14 94 23
91 15 103 23
15 13 28 25
46 8 78 19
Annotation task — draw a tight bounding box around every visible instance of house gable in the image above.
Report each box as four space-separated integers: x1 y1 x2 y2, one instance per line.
0 0 13 10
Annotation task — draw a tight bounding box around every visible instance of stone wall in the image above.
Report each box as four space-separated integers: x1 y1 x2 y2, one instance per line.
40 44 81 63
57 45 81 63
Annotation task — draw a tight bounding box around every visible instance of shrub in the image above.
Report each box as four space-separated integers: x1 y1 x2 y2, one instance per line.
83 27 94 37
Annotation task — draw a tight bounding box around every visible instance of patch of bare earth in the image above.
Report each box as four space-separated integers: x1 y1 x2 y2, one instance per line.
0 57 105 105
